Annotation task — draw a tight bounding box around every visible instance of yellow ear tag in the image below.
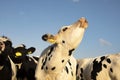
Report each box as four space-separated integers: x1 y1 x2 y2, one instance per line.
28 51 32 54
48 39 56 44
15 52 22 57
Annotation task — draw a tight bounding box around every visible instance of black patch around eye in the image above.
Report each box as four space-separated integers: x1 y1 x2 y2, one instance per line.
62 40 65 43
63 27 68 32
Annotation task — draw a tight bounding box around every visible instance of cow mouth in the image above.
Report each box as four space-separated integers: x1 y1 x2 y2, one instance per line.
78 17 88 29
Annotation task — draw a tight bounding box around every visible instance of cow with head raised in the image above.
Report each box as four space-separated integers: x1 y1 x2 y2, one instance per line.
0 36 17 80
35 17 88 80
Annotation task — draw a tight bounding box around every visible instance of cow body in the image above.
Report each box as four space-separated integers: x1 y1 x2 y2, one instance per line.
0 36 16 80
9 44 38 80
76 53 120 80
36 44 77 80
35 17 88 80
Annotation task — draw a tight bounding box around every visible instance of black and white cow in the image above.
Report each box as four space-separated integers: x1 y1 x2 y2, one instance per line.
0 36 17 80
9 44 38 80
35 17 88 80
76 53 120 80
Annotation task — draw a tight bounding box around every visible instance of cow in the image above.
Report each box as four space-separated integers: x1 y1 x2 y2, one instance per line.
76 53 120 80
0 36 17 80
35 17 88 80
9 44 39 80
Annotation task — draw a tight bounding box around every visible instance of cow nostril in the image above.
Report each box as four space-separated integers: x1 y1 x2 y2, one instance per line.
42 34 48 41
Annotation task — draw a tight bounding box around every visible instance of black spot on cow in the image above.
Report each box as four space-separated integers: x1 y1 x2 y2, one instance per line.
46 66 48 70
62 59 64 63
80 68 83 73
48 55 52 61
48 47 54 56
80 73 83 77
71 71 73 76
106 58 111 64
76 64 79 75
51 67 56 70
42 58 44 63
103 64 107 68
100 56 105 61
65 66 69 74
68 49 75 56
91 56 106 80
41 57 47 70
80 68 84 79
110 68 113 73
68 60 72 66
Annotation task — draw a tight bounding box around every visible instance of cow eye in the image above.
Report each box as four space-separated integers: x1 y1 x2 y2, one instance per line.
62 40 65 43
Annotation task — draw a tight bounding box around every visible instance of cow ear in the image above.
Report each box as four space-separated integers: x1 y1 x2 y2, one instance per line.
27 47 36 54
15 52 22 58
42 34 57 44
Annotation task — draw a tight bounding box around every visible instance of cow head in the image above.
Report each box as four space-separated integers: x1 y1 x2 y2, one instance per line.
10 44 36 63
0 36 12 56
42 17 88 50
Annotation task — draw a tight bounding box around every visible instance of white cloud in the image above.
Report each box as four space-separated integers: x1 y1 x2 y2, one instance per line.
99 38 112 46
72 0 80 3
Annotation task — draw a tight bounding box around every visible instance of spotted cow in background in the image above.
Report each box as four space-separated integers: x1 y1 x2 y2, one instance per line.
76 53 120 80
9 44 39 80
35 17 88 80
0 36 17 80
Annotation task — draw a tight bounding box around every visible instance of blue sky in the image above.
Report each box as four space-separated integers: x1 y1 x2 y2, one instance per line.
0 0 120 59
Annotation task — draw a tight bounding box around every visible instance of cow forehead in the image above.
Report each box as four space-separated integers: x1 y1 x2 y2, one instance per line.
0 36 10 42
